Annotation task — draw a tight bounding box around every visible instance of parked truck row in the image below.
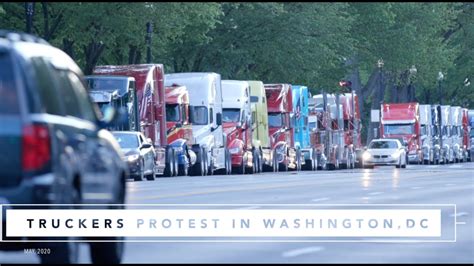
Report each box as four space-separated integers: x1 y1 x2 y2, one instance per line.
371 102 473 166
85 64 473 179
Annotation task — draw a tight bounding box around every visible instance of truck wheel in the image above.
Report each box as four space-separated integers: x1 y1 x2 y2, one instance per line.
303 159 312 171
189 147 204 176
327 163 335 171
178 164 188 176
233 158 245 174
279 162 288 172
163 148 174 177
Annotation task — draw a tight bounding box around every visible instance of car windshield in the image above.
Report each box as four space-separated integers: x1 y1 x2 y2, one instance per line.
113 133 139 149
268 113 283 127
86 77 128 96
190 106 208 125
223 108 240 123
369 141 399 149
384 124 414 135
166 104 180 122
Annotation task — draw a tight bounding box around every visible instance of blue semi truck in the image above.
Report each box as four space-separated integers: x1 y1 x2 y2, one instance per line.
292 85 318 171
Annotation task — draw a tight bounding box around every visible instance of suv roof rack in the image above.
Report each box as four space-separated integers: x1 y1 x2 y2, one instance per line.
0 30 50 45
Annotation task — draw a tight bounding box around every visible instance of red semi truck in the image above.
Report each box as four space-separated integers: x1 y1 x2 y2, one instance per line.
264 84 300 171
340 93 361 168
380 102 422 164
92 64 176 176
165 84 197 176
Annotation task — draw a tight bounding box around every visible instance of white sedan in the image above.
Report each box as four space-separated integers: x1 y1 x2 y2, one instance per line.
362 139 407 169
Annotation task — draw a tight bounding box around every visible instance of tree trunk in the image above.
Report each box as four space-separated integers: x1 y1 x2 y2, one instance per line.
128 45 141 64
83 41 105 75
62 38 75 60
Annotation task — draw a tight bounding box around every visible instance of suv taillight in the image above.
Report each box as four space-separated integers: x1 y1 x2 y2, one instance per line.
22 124 51 171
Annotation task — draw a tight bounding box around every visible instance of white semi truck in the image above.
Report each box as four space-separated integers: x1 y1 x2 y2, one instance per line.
164 73 231 175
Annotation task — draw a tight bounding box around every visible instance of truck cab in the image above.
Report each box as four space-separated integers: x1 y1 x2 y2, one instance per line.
340 92 361 169
381 102 422 164
440 105 454 163
85 75 139 132
292 85 317 171
248 80 274 172
420 104 434 164
92 64 169 176
450 106 464 162
165 73 230 176
264 84 300 171
165 84 197 176
461 108 471 162
310 94 329 170
222 80 258 174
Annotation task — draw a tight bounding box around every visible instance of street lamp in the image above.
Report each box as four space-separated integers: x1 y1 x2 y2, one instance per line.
438 71 444 105
25 2 34 33
145 22 153 64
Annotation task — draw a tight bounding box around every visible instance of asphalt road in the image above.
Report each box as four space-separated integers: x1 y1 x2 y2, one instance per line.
2 163 473 263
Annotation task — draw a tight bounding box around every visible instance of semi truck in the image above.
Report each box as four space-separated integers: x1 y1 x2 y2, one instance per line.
340 92 361 168
165 73 231 176
450 106 464 162
440 105 454 164
264 84 300 171
292 85 317 170
248 81 276 172
221 80 260 174
467 109 474 161
461 108 472 162
86 75 139 132
419 104 434 164
380 102 422 164
92 64 176 177
165 84 198 176
430 104 443 164
309 94 328 170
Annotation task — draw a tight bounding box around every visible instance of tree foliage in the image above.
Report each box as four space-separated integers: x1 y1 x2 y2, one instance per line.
0 2 471 111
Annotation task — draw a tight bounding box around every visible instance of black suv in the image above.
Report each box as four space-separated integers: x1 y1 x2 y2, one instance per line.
0 31 127 263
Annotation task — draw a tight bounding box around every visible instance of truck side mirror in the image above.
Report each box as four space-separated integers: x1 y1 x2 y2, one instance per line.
236 122 242 129
216 113 222 126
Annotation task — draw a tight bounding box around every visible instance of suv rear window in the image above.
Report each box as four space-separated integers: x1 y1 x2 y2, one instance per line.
0 51 20 114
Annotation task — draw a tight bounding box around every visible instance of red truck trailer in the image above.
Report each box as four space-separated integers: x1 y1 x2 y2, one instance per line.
264 84 300 171
93 64 175 176
380 102 422 164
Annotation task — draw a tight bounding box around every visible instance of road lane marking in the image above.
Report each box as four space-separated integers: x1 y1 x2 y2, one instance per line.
410 186 423 190
450 212 469 217
311 197 330 202
282 246 325 258
236 206 260 210
456 222 466 225
368 192 384 196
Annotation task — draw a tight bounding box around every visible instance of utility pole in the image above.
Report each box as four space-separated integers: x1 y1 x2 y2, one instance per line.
25 3 34 34
146 22 152 64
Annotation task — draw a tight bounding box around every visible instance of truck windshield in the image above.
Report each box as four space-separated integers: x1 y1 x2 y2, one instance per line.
86 77 128 96
190 106 208 125
223 108 240 123
268 113 283 127
112 133 139 149
369 141 398 149
166 104 180 122
384 124 414 135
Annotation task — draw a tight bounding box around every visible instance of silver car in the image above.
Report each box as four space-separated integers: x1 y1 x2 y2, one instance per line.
113 131 156 181
362 139 407 169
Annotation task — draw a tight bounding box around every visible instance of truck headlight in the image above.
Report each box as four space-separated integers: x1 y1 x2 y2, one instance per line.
126 154 140 162
362 152 371 161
